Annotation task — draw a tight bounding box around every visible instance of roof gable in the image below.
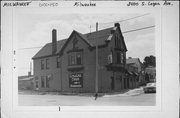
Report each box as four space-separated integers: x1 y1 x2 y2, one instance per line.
32 39 66 59
32 24 126 59
116 27 128 51
59 30 93 55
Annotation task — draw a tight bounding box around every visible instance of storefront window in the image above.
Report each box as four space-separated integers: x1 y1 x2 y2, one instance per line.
117 52 121 64
46 75 50 88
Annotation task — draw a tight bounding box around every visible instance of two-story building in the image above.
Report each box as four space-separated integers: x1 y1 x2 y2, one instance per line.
126 57 145 88
32 23 128 93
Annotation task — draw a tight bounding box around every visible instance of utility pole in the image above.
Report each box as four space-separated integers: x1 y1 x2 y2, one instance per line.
95 22 99 98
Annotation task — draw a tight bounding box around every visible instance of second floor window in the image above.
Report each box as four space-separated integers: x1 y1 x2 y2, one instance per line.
41 60 45 70
116 52 124 64
68 52 82 66
57 57 61 68
117 52 121 64
46 59 49 69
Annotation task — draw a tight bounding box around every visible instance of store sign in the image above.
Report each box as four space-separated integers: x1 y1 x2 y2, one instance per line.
69 73 83 88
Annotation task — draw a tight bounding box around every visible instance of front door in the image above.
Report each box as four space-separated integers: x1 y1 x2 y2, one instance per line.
111 77 114 90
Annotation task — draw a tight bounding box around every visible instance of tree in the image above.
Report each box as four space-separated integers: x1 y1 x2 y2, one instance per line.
143 55 156 68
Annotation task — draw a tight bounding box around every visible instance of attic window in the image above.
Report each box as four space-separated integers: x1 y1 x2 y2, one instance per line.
46 59 50 69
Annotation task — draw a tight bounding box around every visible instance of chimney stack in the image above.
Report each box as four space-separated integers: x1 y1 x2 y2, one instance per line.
52 29 57 54
114 23 120 28
96 22 98 32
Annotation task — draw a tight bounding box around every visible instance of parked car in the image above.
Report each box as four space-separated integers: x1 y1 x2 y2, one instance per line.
143 82 156 93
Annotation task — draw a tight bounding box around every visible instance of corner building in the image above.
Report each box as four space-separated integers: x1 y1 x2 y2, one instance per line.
32 23 128 93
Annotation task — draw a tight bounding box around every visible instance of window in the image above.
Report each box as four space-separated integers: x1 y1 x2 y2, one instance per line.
115 34 121 48
35 77 39 88
71 53 76 65
68 52 82 66
57 57 61 68
41 76 45 88
41 60 45 70
46 75 50 88
117 52 121 64
121 53 124 64
76 52 82 65
46 59 49 69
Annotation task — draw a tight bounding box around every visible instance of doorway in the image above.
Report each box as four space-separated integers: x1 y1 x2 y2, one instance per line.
111 77 114 90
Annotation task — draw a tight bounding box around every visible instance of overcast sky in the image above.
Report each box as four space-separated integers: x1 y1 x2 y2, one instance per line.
17 13 155 76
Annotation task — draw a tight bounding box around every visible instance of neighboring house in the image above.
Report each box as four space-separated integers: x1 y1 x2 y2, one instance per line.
145 66 156 82
32 23 128 93
126 57 145 87
126 57 143 72
18 75 34 90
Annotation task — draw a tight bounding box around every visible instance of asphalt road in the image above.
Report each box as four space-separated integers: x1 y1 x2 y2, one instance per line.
19 93 156 106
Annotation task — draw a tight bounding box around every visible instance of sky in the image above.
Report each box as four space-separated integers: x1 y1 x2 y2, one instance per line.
17 13 155 76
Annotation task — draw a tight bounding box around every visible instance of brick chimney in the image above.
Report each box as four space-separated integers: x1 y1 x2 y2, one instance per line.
52 29 57 54
114 23 120 27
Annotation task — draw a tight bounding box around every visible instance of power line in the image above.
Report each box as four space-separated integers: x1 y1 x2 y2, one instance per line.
18 25 155 51
122 25 155 34
18 46 43 50
98 13 150 26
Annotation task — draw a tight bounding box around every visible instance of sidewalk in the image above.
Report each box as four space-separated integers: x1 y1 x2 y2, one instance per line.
103 87 144 97
18 87 144 97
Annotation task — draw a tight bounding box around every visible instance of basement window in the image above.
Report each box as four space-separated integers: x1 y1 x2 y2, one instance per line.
117 52 121 64
46 59 50 69
121 53 124 64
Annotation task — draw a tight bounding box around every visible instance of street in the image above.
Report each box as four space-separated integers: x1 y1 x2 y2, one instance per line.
18 93 156 106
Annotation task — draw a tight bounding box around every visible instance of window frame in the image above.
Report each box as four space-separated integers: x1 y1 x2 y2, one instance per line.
46 75 50 88
56 56 61 68
41 76 45 88
46 58 50 69
41 60 45 70
68 51 83 66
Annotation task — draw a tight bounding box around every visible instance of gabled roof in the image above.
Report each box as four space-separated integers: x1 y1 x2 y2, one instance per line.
32 39 66 59
126 58 141 65
85 27 113 46
32 25 124 59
